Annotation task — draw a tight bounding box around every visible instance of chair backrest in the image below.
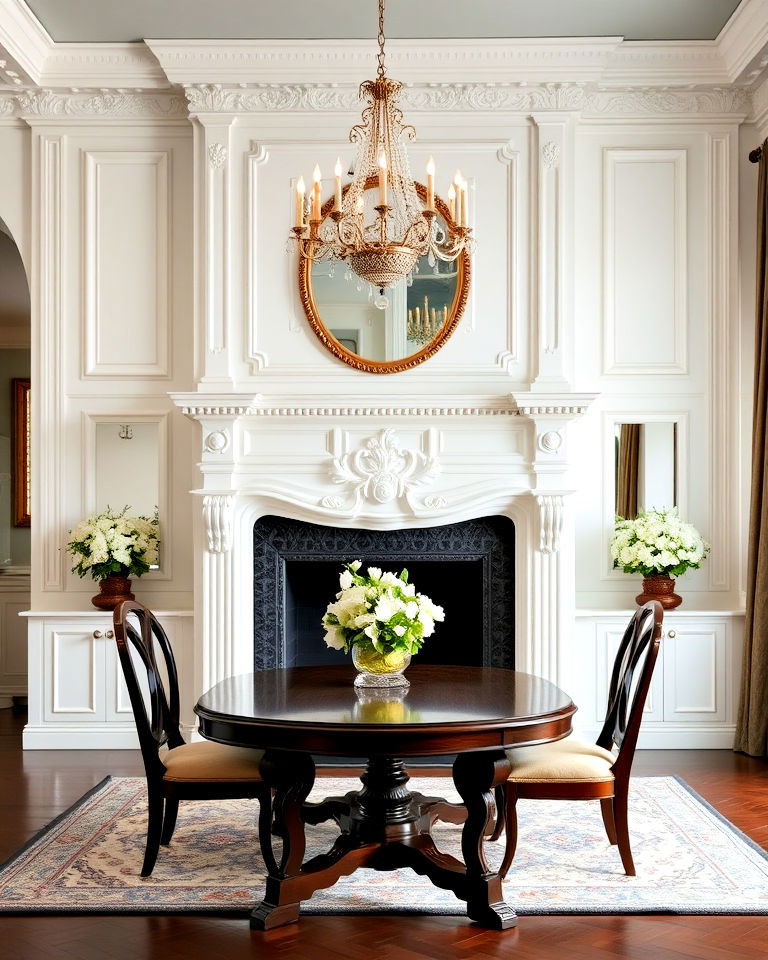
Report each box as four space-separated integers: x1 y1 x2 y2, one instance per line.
113 600 184 774
596 600 663 774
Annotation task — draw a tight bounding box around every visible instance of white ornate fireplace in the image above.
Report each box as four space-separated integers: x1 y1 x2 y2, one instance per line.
173 391 595 702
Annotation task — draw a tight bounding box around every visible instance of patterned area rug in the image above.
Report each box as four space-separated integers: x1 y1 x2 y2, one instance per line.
0 775 767 916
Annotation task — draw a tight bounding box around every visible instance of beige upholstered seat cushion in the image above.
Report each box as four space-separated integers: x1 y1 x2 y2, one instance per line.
162 741 265 783
505 737 616 783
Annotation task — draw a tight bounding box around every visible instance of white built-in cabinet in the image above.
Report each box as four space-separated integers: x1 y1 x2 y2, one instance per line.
574 611 744 749
23 612 193 749
0 576 30 708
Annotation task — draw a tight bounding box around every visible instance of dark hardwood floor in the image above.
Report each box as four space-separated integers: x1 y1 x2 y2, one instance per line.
1 707 767 960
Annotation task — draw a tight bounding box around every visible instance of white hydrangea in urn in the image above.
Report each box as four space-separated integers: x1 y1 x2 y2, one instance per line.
610 507 709 609
322 561 445 687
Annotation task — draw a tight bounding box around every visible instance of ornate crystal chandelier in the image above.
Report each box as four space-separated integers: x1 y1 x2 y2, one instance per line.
290 0 473 289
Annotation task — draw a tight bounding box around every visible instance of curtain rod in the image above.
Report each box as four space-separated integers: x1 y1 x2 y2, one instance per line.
750 146 763 163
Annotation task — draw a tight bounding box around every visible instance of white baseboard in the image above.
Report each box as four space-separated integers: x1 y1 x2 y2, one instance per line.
23 724 140 750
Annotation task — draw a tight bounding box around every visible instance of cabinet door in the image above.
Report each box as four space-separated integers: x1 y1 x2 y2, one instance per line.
662 621 727 723
596 621 664 724
0 598 29 696
105 622 158 726
44 623 106 722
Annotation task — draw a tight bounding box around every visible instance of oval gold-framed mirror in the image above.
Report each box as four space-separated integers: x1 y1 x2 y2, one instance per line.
298 178 471 374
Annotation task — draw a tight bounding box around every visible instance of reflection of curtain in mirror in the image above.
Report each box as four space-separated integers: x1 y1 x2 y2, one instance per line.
616 424 640 519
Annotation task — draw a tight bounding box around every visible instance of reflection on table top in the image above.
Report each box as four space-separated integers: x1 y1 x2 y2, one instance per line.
195 664 574 730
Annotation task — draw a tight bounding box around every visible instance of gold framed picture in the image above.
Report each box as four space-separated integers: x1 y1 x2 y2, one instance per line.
12 378 30 527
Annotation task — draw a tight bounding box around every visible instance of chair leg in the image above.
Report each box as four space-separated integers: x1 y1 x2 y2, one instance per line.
488 784 506 842
600 796 618 845
613 782 636 877
498 786 518 880
160 795 179 846
141 788 165 878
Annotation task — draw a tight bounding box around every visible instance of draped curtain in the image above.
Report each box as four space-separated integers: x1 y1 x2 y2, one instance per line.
735 139 768 757
616 424 641 520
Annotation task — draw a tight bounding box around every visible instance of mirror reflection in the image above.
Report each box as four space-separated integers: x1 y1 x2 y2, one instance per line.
94 421 160 567
615 422 677 519
311 234 459 364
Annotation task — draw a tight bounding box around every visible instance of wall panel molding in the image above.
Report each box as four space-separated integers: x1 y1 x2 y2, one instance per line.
246 141 270 372
34 132 65 591
83 150 171 378
602 147 687 376
707 130 736 591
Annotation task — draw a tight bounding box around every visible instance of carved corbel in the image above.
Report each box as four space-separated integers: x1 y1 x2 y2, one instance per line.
203 495 234 553
536 494 564 554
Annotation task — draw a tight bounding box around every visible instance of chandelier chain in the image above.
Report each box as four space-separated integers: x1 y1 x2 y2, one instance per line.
377 0 386 79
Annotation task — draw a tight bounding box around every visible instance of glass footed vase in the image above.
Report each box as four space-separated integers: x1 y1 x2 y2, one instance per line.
351 641 411 688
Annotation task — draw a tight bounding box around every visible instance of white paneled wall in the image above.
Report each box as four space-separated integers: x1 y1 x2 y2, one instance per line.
572 124 741 608
0 37 758 746
83 150 170 378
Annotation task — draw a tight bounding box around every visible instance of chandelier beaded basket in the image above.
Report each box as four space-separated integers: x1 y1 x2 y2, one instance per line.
290 0 473 288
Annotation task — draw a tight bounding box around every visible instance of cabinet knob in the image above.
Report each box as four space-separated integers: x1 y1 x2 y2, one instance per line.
93 630 103 639
106 630 114 639
667 629 676 639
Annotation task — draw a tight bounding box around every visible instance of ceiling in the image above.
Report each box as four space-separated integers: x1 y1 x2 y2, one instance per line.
24 0 744 43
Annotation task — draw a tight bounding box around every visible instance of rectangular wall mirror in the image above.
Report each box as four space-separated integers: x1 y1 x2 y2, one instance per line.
88 417 166 572
614 421 677 519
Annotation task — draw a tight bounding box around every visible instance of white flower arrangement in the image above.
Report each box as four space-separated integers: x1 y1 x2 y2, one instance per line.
322 561 445 657
66 507 160 580
610 507 709 578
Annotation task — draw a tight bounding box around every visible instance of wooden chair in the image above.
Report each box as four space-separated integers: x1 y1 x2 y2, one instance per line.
113 600 270 877
491 600 663 878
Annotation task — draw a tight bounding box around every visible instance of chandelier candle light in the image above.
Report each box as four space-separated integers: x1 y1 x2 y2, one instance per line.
290 0 473 288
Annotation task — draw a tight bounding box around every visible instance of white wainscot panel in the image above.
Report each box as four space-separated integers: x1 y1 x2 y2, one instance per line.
84 150 170 378
250 141 517 380
46 626 101 720
0 598 29 703
596 621 664 723
603 149 687 375
663 624 726 722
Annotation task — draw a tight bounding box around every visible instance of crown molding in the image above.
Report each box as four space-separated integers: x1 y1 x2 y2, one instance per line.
0 0 765 103
718 0 768 84
604 41 730 86
184 81 751 118
0 0 49 85
0 80 751 123
148 37 625 86
0 88 188 121
41 42 168 89
583 84 750 118
750 73 768 136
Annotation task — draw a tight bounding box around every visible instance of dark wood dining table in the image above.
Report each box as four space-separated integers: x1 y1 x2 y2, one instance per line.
194 663 576 931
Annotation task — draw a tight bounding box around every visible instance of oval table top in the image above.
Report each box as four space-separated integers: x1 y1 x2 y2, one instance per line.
195 664 576 757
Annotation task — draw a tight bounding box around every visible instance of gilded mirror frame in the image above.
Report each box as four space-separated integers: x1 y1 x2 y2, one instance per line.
298 177 471 374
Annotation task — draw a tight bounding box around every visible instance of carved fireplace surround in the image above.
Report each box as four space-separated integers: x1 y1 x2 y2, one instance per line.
173 391 595 703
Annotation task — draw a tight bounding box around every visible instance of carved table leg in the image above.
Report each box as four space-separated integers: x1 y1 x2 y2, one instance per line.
251 749 316 930
452 750 517 930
